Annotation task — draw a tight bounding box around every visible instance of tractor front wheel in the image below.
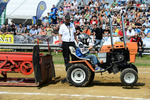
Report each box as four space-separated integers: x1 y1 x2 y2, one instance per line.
120 68 138 86
67 64 92 87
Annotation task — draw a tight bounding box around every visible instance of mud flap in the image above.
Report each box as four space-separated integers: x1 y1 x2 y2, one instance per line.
33 45 42 84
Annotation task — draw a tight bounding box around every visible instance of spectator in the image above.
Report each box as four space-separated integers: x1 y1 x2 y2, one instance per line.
79 0 85 10
91 24 104 48
101 0 106 8
120 0 126 5
74 12 81 20
37 25 42 34
103 26 110 37
112 0 117 7
87 0 93 6
76 28 81 36
80 25 84 32
118 0 121 6
130 34 143 57
82 26 91 36
72 0 78 9
50 9 57 24
23 25 29 34
140 2 146 11
90 1 96 13
46 25 53 36
79 17 85 26
60 2 64 10
10 20 16 35
128 12 135 22
113 3 122 12
135 19 142 28
16 24 25 35
104 2 110 10
52 25 59 44
74 19 80 27
29 26 38 36
95 0 100 10
114 25 119 34
58 8 64 19
126 27 136 39
118 28 127 37
47 13 52 24
84 19 90 26
39 27 47 35
142 19 150 28
84 11 90 21
112 28 118 36
51 5 58 14
90 17 98 25
0 25 6 34
5 24 12 34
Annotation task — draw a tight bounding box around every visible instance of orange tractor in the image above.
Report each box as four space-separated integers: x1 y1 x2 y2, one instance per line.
66 15 138 87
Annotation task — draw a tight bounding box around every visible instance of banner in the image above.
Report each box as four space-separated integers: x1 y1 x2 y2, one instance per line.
36 1 46 20
0 34 14 44
0 0 10 16
0 8 6 25
0 0 9 25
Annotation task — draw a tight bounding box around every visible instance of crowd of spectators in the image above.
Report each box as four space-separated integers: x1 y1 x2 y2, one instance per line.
0 0 150 45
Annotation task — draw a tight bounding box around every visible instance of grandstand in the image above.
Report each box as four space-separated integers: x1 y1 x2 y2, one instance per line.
0 0 150 54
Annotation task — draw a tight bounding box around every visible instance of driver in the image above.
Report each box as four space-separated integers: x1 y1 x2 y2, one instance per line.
76 33 104 72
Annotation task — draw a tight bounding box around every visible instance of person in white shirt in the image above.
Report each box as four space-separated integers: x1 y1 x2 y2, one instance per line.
126 27 136 39
72 0 78 9
79 17 85 26
104 2 110 10
142 19 150 28
140 2 146 11
59 14 78 70
113 3 121 11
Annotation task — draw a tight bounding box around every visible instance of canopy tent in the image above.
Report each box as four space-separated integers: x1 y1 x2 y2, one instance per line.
6 0 59 19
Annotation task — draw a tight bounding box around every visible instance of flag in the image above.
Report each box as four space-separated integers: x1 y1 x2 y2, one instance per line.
36 1 46 20
0 0 10 16
0 8 6 25
0 0 9 25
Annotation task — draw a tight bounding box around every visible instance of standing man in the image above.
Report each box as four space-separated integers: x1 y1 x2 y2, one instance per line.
89 24 104 50
59 13 78 71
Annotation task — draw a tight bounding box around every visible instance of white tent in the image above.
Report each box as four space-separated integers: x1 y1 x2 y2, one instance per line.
6 0 59 19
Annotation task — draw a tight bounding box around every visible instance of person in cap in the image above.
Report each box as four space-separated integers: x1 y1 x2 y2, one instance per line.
59 13 78 73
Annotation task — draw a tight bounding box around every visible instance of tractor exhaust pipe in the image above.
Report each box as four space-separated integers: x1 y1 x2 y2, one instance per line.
109 16 114 50
121 14 127 49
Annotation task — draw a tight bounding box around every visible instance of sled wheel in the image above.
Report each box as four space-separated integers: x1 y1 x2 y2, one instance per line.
20 62 33 75
67 64 92 87
120 68 138 86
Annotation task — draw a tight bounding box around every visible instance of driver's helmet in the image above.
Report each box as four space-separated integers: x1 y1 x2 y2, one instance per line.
78 33 91 45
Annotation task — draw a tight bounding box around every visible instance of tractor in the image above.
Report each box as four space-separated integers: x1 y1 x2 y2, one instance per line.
66 15 138 87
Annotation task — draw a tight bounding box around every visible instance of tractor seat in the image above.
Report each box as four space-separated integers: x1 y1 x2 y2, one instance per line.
69 46 90 61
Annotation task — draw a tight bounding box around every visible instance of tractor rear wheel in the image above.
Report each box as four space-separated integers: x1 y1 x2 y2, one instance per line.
67 64 92 87
89 71 95 84
120 68 138 86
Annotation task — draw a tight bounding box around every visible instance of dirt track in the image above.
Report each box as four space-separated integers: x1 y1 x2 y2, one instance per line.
0 64 150 100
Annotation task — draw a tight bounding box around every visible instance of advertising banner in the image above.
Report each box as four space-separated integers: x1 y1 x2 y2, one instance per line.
36 1 46 20
0 34 14 44
0 8 6 25
0 0 10 25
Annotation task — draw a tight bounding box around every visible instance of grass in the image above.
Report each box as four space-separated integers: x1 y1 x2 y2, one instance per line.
134 55 150 67
1 50 149 67
51 52 150 67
